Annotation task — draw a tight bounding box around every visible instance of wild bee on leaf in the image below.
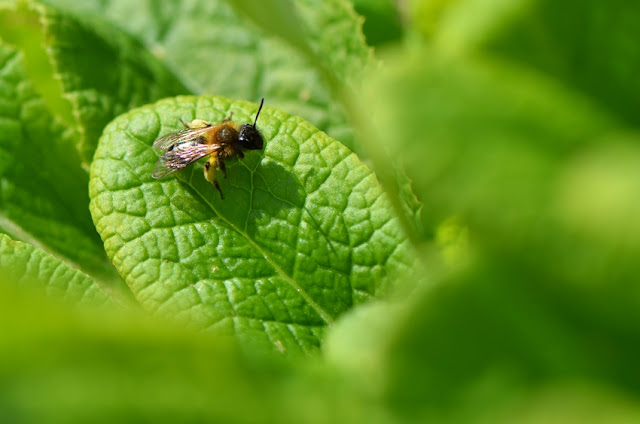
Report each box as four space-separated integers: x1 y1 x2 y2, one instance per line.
152 98 265 199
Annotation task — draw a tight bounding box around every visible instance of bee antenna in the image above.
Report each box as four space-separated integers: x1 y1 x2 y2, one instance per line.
253 98 264 127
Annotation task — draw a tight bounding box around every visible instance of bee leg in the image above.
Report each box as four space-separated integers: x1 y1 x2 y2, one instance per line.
204 157 224 199
222 111 234 123
219 159 227 179
214 180 223 199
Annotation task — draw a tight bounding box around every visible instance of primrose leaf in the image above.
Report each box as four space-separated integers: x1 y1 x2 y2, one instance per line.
41 1 188 164
0 279 387 423
346 0 404 46
232 0 373 85
355 47 640 328
0 41 126 298
356 49 619 243
89 95 413 354
0 282 266 423
414 0 640 127
42 0 372 150
0 0 188 165
0 234 113 307
326 258 640 421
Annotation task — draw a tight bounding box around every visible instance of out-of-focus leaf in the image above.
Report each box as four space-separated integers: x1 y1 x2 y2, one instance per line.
394 166 425 242
355 48 618 242
350 0 404 45
230 0 311 56
0 234 113 306
553 140 640 248
0 0 188 165
326 259 640 421
0 282 273 423
413 0 640 127
43 0 373 151
354 46 640 324
485 384 640 424
0 40 125 297
364 45 640 309
89 95 413 354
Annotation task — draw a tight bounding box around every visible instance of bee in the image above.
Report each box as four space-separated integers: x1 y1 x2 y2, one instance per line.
152 98 265 199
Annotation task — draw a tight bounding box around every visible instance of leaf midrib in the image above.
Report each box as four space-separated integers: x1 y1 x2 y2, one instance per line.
123 109 336 326
188 182 335 326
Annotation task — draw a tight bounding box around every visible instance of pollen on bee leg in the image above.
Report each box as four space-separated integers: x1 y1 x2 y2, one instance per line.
181 118 211 129
204 157 224 199
204 157 216 182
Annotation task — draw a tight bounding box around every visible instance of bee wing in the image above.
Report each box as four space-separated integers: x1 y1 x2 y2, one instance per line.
152 126 213 151
152 143 217 179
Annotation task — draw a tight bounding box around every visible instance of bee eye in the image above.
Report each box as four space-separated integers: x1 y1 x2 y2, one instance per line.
238 125 264 150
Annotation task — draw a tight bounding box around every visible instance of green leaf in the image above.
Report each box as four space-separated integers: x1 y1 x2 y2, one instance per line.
354 47 640 309
89 95 413 353
349 0 404 46
326 259 640 422
229 0 312 57
0 278 394 423
0 0 188 165
0 40 126 297
42 0 373 151
0 282 269 423
413 0 640 127
355 48 618 241
0 233 112 307
233 0 373 85
339 38 640 419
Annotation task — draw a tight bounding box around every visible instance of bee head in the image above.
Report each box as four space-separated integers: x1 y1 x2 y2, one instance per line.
238 124 264 150
238 98 265 150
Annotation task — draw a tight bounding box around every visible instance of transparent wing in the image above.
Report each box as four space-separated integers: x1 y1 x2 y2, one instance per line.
151 143 214 179
152 126 213 150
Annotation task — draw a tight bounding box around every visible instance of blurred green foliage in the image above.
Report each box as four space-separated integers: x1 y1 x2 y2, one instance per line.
1 0 640 422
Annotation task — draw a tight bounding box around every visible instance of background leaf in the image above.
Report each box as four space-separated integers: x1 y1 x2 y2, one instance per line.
0 40 126 297
349 0 404 46
0 282 274 423
329 1 640 419
326 260 640 422
0 0 188 165
413 0 640 128
355 48 619 244
0 233 113 306
89 95 413 353
43 0 373 151
353 40 640 314
0 278 400 424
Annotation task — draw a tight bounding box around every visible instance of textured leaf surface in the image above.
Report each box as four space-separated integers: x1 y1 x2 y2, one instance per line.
0 234 112 306
0 0 188 165
89 95 412 353
0 41 124 294
43 0 372 150
40 1 188 163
